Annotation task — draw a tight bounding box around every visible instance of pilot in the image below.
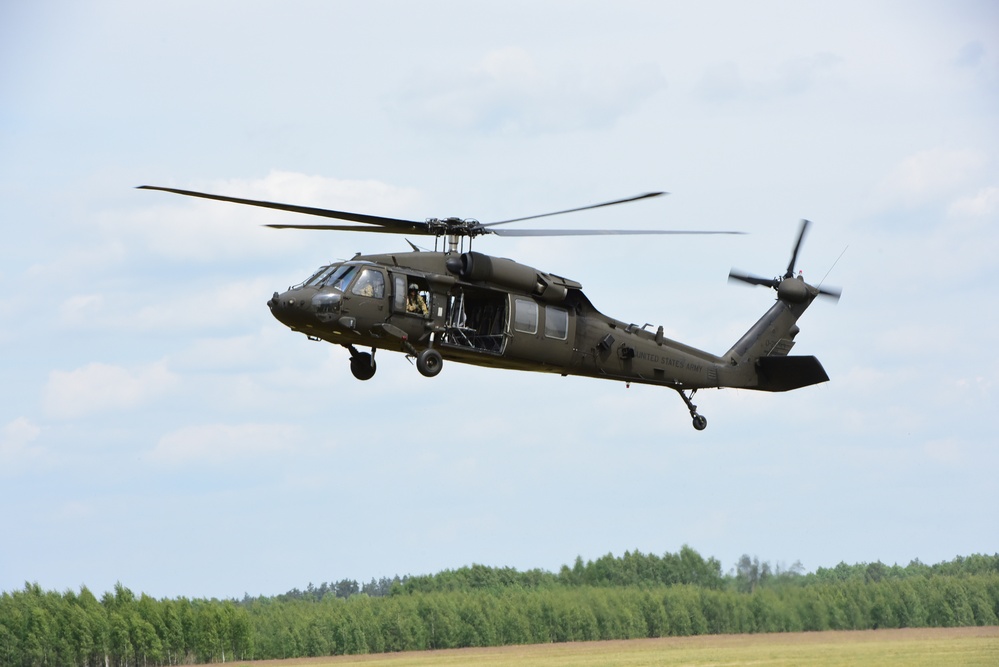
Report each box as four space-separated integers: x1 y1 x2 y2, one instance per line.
406 283 429 315
353 270 380 297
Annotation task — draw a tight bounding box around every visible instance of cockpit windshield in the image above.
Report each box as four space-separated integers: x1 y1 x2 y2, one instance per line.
324 265 358 290
304 263 358 290
302 265 336 288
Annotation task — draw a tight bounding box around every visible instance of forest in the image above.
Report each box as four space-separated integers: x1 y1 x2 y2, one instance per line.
2 548 997 667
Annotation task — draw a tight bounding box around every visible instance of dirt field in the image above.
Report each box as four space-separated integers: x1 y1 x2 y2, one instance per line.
228 626 999 667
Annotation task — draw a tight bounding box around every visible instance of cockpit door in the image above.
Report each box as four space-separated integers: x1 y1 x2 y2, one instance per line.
386 272 435 342
340 267 387 326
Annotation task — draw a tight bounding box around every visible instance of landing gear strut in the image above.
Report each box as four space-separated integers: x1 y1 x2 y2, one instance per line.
348 346 377 381
673 387 707 430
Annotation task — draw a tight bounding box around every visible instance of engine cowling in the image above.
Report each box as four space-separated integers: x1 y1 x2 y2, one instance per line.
447 251 568 303
455 252 538 291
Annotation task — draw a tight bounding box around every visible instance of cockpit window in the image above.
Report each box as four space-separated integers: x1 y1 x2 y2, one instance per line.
302 263 380 294
351 268 385 298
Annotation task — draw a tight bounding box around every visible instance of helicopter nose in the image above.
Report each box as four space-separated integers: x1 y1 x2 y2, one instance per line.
268 289 310 328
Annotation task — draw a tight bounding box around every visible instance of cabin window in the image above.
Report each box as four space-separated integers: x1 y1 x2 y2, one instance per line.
513 298 538 334
351 268 385 298
392 275 407 311
544 306 569 340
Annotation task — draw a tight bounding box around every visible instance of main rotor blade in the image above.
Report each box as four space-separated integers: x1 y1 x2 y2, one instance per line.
492 228 744 237
265 223 431 235
137 185 427 233
482 192 667 227
785 218 811 279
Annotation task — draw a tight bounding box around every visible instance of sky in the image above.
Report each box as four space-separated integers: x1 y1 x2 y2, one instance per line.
1 1 997 601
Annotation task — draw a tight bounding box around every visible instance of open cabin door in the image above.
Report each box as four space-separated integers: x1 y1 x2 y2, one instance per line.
440 286 508 355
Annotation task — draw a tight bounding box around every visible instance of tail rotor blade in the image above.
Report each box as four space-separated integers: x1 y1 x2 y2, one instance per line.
817 285 842 301
785 219 811 279
728 269 778 289
732 219 842 303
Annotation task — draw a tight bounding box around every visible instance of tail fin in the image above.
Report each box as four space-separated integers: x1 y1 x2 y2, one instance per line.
723 292 829 392
722 219 840 392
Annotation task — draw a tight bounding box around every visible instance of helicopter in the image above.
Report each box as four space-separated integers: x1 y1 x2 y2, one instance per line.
138 185 840 430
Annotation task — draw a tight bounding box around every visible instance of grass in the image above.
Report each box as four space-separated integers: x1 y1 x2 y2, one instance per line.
232 627 999 666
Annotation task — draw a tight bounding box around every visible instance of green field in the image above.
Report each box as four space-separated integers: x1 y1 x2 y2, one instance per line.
231 627 999 667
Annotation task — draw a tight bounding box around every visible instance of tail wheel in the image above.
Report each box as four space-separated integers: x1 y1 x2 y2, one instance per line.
673 387 708 431
416 348 443 377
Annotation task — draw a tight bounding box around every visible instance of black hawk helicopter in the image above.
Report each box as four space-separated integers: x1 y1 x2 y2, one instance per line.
139 185 840 430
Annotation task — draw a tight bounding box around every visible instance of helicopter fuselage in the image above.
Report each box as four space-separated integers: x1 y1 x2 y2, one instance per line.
266 249 821 406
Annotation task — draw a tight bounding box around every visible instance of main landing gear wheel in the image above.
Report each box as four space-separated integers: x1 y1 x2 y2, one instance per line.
673 387 708 430
416 348 443 377
349 351 377 381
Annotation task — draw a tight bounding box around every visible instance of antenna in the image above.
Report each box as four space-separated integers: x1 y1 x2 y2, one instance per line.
818 245 849 291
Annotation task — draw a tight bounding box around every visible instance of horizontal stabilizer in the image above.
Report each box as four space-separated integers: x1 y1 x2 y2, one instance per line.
754 355 829 392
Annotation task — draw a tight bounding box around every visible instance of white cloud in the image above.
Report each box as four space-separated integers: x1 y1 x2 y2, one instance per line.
695 52 841 103
923 438 964 465
59 294 104 326
0 418 45 472
44 361 179 419
26 238 128 286
872 148 987 209
953 375 992 397
479 46 540 83
949 186 999 217
695 62 745 103
131 278 275 333
399 47 666 135
55 276 286 337
147 422 300 466
173 331 272 371
214 171 424 218
0 294 17 345
53 500 95 522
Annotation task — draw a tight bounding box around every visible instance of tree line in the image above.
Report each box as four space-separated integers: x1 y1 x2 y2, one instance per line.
276 549 999 600
2 549 997 667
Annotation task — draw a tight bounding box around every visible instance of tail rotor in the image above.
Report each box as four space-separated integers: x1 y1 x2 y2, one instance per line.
729 219 841 302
